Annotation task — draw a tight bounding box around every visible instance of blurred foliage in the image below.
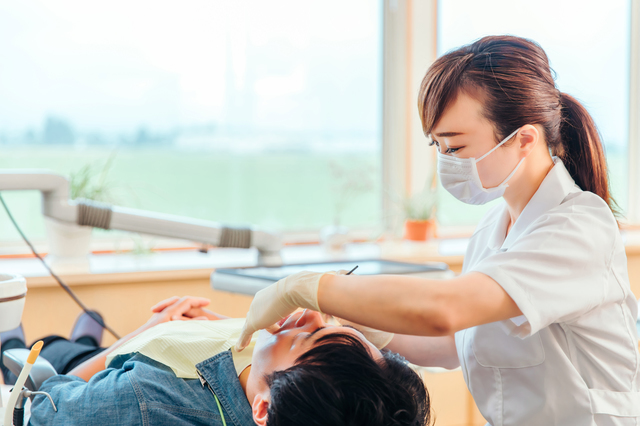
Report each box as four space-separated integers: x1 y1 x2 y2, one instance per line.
68 154 117 202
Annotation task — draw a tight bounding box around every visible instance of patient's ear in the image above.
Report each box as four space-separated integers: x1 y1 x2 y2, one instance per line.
251 393 269 426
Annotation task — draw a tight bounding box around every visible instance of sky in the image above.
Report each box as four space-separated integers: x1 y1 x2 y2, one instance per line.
0 0 382 137
0 0 631 149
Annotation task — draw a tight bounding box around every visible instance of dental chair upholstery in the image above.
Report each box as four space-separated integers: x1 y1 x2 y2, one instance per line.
3 349 57 393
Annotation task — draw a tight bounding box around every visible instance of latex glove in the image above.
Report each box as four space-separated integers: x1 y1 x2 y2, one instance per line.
235 270 334 351
334 317 394 349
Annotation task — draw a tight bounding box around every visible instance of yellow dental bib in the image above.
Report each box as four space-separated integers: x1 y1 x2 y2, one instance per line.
106 319 256 379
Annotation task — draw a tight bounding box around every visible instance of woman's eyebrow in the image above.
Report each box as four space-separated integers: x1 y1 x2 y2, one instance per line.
434 131 464 137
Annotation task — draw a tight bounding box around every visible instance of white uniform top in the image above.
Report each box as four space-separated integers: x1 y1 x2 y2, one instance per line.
456 158 640 426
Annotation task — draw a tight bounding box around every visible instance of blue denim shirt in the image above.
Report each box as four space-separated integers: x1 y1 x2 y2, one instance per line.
28 350 255 426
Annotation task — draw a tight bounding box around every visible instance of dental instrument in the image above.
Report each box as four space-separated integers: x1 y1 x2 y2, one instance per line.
3 341 57 426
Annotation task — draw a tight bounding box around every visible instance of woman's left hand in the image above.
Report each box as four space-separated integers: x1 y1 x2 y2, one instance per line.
236 270 333 351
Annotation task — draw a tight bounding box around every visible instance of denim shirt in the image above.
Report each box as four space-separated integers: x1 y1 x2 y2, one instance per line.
28 350 255 426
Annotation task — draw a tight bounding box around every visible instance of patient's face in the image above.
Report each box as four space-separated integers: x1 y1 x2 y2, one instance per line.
247 310 381 388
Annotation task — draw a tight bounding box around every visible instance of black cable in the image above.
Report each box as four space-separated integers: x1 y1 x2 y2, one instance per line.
0 193 121 340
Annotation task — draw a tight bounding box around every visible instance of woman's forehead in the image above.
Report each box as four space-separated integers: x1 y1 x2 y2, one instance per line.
432 92 487 136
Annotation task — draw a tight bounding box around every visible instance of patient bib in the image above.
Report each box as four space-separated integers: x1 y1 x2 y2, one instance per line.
106 319 257 379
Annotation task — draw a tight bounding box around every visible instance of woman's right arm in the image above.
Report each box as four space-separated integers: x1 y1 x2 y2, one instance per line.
385 334 459 369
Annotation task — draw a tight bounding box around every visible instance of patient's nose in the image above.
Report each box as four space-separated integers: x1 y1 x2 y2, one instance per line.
294 309 324 329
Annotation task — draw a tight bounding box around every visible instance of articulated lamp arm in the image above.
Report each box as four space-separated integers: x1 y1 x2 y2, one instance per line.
0 170 283 256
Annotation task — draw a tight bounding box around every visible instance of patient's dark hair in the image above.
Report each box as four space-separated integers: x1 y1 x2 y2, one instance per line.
265 332 431 426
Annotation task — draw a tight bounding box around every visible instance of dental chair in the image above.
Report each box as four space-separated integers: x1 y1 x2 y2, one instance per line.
2 350 57 425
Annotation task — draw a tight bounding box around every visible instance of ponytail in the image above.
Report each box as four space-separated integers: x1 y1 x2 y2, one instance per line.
557 93 619 217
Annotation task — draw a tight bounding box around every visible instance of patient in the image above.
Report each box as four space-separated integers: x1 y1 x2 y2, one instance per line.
13 296 431 426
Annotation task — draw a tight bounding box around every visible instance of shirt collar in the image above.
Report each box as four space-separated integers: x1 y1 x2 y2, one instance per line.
196 350 255 426
499 157 579 251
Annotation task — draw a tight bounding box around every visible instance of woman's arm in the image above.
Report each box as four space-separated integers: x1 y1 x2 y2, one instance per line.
318 272 522 336
385 334 459 369
67 296 214 381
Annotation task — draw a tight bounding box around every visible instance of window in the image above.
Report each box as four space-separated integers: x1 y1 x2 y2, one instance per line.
0 1 383 246
435 0 631 226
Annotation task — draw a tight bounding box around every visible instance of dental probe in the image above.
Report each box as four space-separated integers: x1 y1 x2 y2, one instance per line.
4 341 43 426
345 265 358 275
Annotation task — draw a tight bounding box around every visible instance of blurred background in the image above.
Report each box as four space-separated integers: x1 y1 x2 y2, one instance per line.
0 0 635 251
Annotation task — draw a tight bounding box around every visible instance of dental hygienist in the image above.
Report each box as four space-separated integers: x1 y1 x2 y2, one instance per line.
237 35 640 425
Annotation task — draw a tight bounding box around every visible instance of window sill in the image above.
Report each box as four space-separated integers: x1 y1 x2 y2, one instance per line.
0 240 464 288
3 229 640 289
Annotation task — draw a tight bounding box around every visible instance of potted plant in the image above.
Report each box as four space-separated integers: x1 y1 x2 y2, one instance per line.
45 156 116 272
402 193 437 241
402 170 438 241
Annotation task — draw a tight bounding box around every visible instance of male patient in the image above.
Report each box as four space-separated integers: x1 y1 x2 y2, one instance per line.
18 296 431 426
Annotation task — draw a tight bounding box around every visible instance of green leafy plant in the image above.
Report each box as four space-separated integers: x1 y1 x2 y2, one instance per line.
329 159 377 226
402 169 438 221
68 155 117 203
403 192 437 221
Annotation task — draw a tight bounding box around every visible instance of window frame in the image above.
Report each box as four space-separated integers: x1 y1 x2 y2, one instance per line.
628 0 640 224
382 0 438 232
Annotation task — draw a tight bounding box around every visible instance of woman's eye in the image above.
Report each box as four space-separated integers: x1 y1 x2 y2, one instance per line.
446 147 461 154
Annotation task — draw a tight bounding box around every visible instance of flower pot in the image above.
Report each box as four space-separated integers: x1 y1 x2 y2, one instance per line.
44 217 92 274
403 219 436 241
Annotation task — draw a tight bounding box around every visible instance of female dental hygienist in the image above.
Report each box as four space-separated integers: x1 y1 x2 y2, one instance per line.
237 36 640 425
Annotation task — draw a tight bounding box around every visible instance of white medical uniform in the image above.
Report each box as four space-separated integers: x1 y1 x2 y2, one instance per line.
456 158 640 426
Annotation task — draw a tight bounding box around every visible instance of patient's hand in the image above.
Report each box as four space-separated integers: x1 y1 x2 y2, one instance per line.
146 296 211 328
150 296 230 322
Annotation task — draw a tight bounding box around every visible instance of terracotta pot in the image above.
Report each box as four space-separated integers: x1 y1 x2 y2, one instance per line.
403 219 436 241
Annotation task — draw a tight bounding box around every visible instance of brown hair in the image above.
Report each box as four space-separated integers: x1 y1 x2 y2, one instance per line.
418 35 618 216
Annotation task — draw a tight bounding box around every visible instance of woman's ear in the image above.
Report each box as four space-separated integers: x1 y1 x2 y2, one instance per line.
517 124 540 156
252 394 269 426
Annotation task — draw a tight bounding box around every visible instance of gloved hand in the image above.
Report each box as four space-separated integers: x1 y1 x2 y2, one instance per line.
333 317 394 349
235 270 335 351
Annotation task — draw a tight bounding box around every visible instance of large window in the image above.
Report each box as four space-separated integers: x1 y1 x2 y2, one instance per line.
436 0 631 226
0 1 383 245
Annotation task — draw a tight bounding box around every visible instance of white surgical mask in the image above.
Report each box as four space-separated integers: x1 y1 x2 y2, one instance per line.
436 128 522 205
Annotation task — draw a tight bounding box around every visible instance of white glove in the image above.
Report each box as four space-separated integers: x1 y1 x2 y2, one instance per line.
334 317 394 349
235 270 334 351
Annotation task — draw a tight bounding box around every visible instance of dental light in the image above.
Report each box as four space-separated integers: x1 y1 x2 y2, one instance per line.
0 170 283 258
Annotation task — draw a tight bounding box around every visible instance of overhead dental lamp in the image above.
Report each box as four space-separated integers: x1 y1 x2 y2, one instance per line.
0 170 284 263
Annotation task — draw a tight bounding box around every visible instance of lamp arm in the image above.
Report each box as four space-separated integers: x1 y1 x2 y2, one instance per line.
0 170 283 254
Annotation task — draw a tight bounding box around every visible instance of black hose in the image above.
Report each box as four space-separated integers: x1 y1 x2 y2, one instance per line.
0 193 121 340
13 405 24 426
